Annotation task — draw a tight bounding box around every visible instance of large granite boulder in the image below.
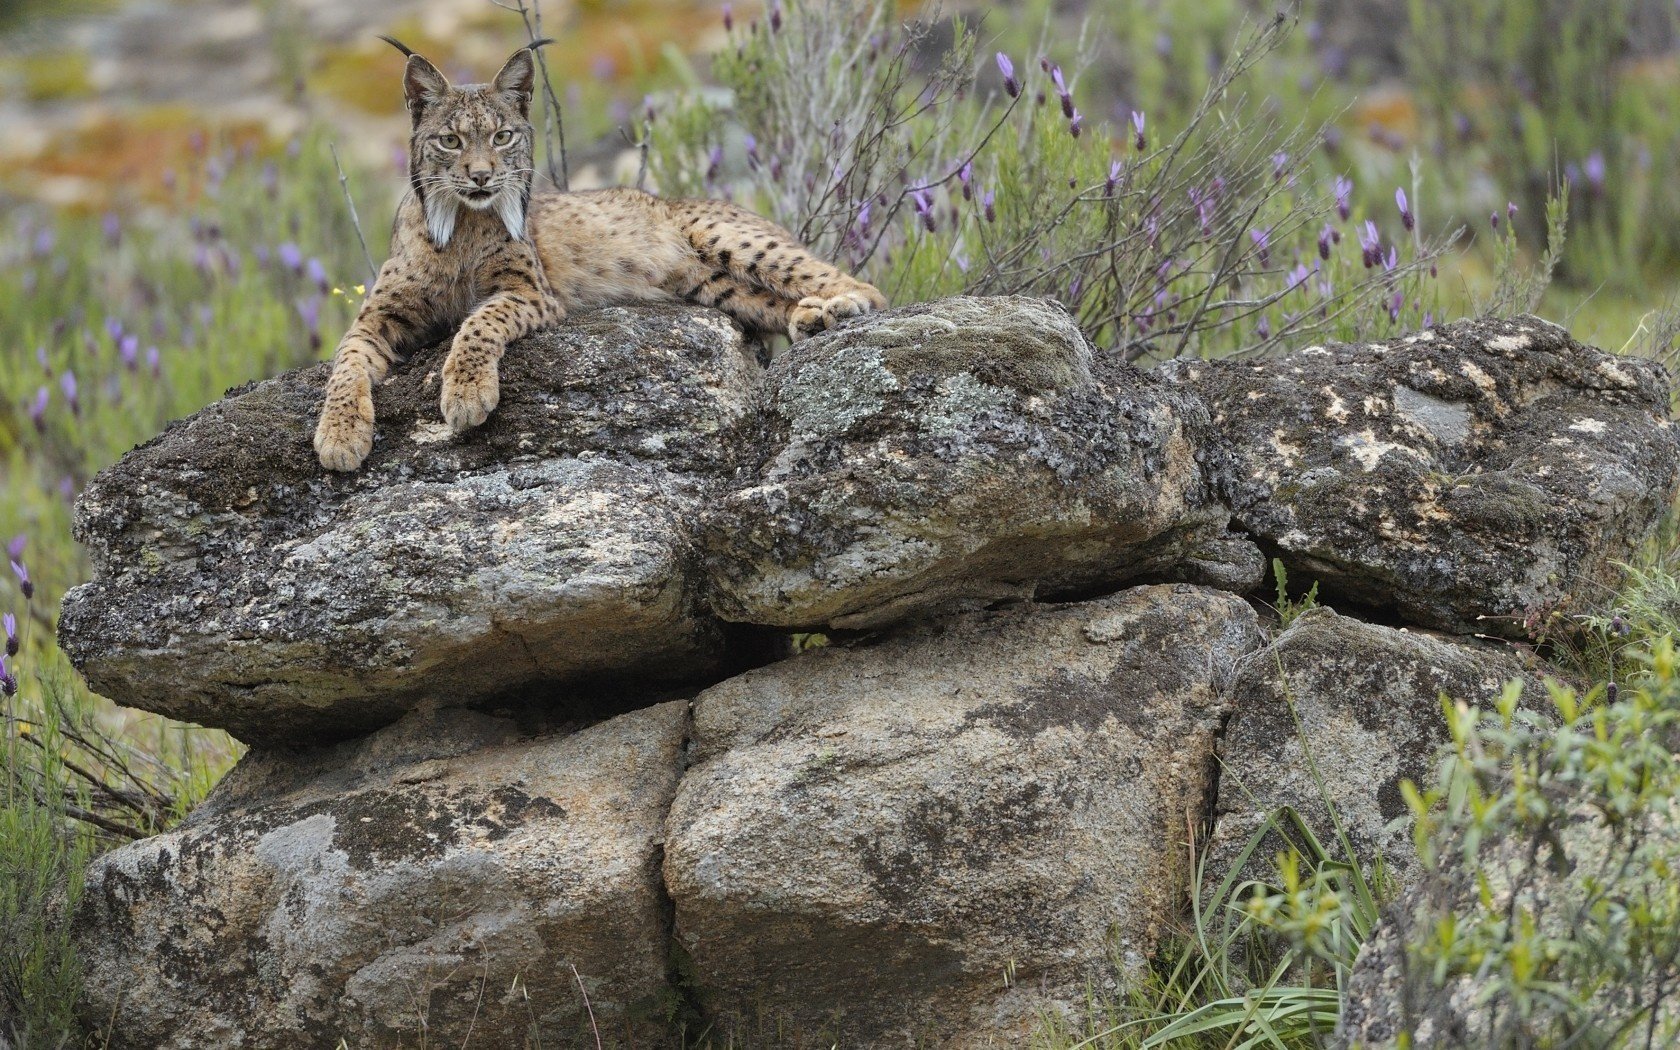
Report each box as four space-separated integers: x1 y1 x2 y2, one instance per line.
1205 609 1550 892
663 584 1264 1046
57 306 757 744
72 701 687 1049
700 297 1244 631
1172 316 1680 634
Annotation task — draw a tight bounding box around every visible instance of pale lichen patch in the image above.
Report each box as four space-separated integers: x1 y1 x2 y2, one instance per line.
1568 418 1607 435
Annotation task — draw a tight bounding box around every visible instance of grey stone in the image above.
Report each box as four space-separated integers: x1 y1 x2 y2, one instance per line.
700 296 1231 631
1171 315 1680 634
57 306 758 744
663 584 1264 1047
72 701 688 1050
1207 608 1550 892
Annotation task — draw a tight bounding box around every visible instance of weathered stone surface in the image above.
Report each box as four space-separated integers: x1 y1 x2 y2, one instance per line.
700 296 1233 631
663 584 1264 1046
1172 316 1680 633
1207 609 1549 891
58 306 758 744
73 701 688 1050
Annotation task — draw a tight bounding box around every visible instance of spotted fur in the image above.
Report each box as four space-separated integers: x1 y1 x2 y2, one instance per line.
314 38 887 471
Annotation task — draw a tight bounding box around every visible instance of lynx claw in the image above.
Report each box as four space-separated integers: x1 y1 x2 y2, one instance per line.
440 363 500 432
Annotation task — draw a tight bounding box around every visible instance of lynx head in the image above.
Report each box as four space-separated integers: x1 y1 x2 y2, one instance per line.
380 35 553 248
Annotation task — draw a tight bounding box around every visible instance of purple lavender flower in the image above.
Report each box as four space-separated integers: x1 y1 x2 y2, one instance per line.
1155 32 1172 57
4 613 16 657
1 656 15 698
119 334 139 370
1068 109 1083 138
706 145 723 182
1250 227 1271 267
1050 66 1073 118
307 257 329 294
721 2 733 30
1105 160 1122 198
297 296 323 350
982 189 996 224
958 162 973 200
996 53 1019 98
1358 220 1381 268
1508 201 1519 220
1396 187 1414 231
32 227 54 259
1318 223 1335 260
855 200 871 233
1273 151 1289 181
278 242 303 273
1585 151 1606 194
1068 276 1082 302
5 537 22 563
744 134 760 171
1383 245 1398 272
911 185 936 232
60 371 79 415
769 0 782 32
146 346 161 375
1131 110 1147 151
1490 210 1501 231
29 388 48 434
1389 290 1404 321
102 211 122 247
1288 263 1311 292
10 560 31 601
1334 176 1353 221
1257 315 1271 340
105 316 124 343
1423 311 1434 328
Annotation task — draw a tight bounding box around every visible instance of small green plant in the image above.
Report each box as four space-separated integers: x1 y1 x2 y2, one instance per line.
1271 559 1320 627
1383 639 1680 1045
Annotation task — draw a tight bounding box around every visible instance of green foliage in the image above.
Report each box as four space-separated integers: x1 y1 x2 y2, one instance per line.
1390 641 1680 1045
1406 0 1680 294
1270 559 1320 627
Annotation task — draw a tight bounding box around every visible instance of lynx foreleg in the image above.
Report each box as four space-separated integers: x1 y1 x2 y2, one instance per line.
315 260 438 471
440 284 562 432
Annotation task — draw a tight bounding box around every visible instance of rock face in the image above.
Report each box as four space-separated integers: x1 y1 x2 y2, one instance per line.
1174 315 1680 634
700 297 1240 630
72 701 688 1050
1205 609 1549 892
664 584 1264 1046
57 306 758 744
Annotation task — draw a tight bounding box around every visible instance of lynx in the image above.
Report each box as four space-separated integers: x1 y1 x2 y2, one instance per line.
314 37 887 471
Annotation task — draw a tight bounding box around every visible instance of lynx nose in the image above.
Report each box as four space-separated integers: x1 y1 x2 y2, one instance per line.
467 167 493 188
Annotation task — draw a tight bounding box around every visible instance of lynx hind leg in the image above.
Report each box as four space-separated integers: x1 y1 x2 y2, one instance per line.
673 201 886 341
663 261 794 340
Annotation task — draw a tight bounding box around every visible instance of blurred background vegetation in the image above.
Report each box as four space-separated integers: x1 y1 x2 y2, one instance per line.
4 0 1680 1045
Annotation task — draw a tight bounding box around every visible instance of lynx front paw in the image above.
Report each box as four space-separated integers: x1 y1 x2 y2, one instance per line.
314 379 375 472
440 358 500 433
788 289 885 341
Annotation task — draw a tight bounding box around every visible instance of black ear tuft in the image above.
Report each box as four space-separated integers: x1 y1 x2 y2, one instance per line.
492 42 550 109
377 34 417 58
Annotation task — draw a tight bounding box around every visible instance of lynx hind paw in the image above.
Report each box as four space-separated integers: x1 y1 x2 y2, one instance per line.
787 290 884 342
440 361 500 433
315 387 375 472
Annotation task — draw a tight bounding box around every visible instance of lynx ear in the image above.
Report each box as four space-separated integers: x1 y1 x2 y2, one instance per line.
379 36 449 119
492 38 555 111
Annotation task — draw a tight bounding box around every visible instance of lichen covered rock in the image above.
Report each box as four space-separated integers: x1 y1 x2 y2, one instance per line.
700 296 1239 630
1173 316 1680 633
1206 609 1550 891
72 701 688 1050
58 306 757 744
663 584 1264 1046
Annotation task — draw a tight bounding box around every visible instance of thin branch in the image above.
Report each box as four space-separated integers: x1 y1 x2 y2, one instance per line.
329 142 379 282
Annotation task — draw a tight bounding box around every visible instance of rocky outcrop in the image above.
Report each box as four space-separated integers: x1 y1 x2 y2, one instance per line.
57 306 758 744
1205 610 1550 892
1173 316 1680 634
700 297 1245 630
56 299 1680 1048
665 584 1263 1046
72 701 688 1049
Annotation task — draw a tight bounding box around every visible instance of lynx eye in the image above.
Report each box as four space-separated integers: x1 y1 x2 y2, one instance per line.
492 129 514 146
438 133 463 150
